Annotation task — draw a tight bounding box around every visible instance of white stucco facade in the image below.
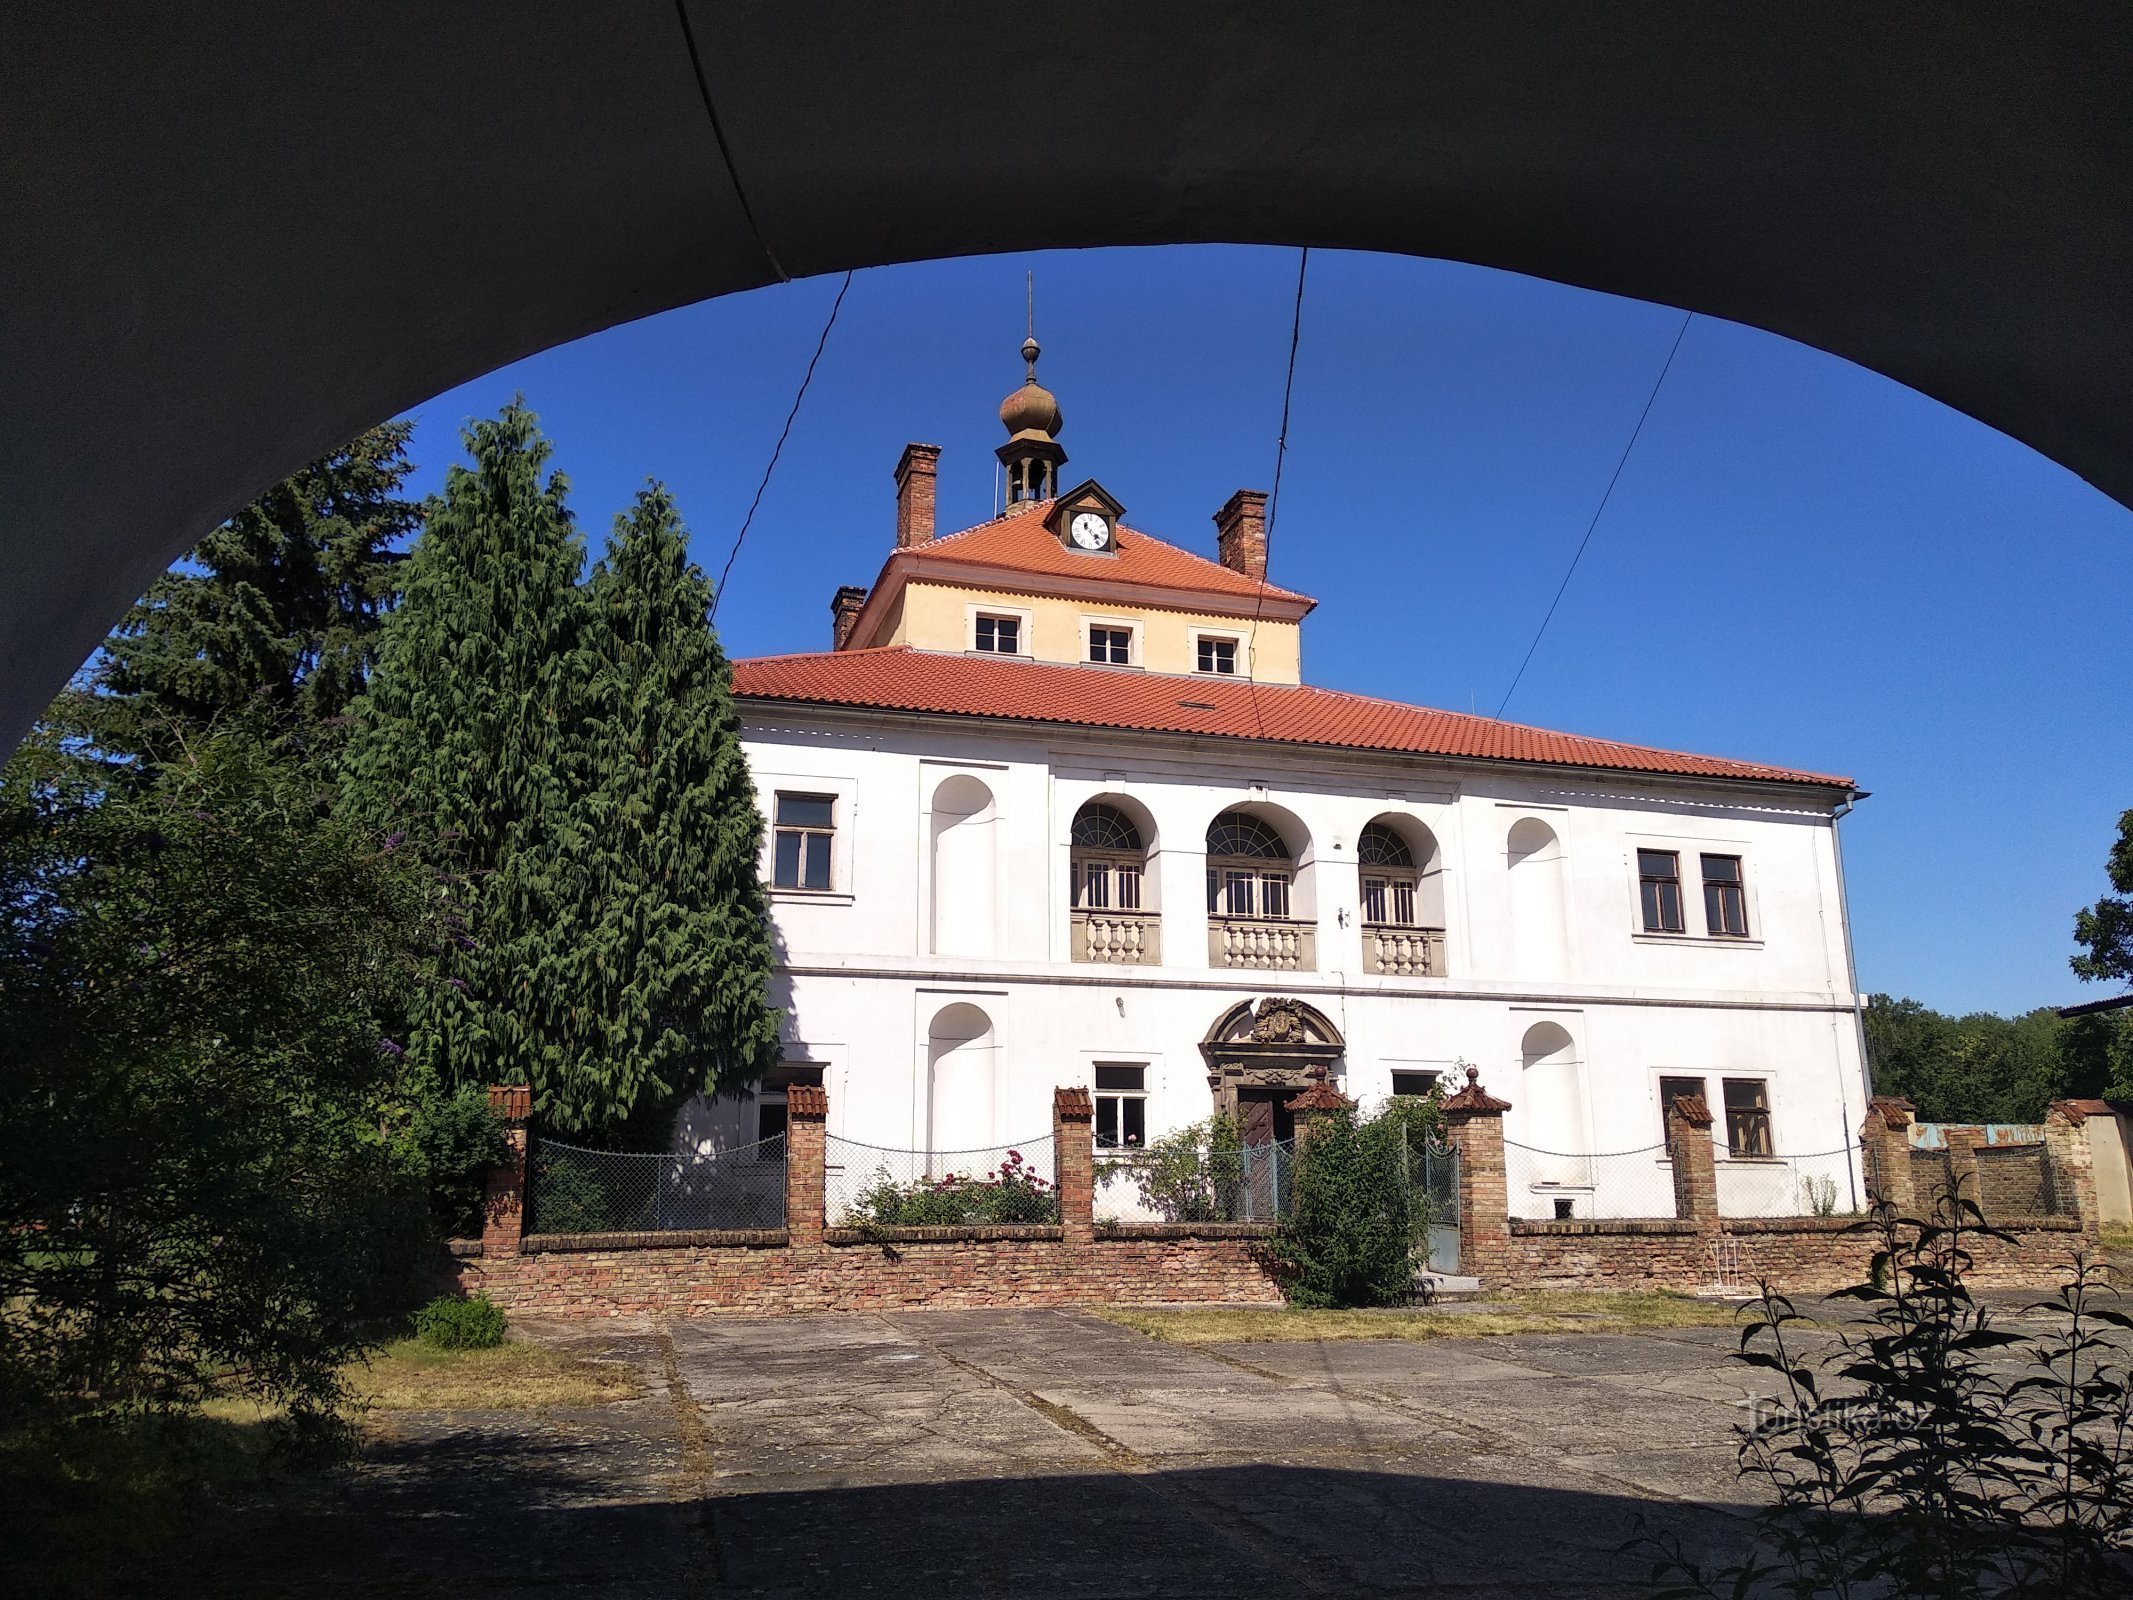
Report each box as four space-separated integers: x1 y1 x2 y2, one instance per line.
691 704 1870 1219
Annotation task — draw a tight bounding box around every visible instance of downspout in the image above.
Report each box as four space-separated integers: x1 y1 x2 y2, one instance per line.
1830 789 1872 1209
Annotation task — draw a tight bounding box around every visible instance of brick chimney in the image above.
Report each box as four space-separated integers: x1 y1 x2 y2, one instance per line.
829 585 867 650
895 442 941 548
1214 489 1268 580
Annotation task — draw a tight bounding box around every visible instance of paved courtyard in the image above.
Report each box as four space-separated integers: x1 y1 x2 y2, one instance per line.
163 1306 1812 1597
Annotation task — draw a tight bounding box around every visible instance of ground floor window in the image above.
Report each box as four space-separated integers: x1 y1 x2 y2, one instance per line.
1723 1078 1773 1156
1390 1070 1438 1097
756 1062 824 1144
1657 1075 1706 1141
1094 1063 1147 1149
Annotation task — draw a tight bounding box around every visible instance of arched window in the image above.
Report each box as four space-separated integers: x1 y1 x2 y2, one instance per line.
1357 821 1417 927
1206 810 1294 920
1071 803 1144 910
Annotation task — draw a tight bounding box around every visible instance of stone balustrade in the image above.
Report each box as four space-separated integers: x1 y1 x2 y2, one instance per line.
1365 924 1447 977
1207 916 1315 971
1071 908 1161 965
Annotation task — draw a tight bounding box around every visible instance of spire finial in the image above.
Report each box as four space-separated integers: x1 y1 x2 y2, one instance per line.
1022 272 1040 377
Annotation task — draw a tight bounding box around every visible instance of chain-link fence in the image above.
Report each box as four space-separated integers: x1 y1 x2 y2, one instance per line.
1092 1139 1296 1222
825 1134 1060 1226
1504 1140 1679 1221
1716 1147 1866 1218
531 1134 786 1233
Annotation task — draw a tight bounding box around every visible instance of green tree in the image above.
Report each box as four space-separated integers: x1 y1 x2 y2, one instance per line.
1269 1107 1423 1308
1864 994 2120 1122
92 423 417 757
557 485 781 1139
0 716 436 1429
340 400 591 1115
2072 808 2133 988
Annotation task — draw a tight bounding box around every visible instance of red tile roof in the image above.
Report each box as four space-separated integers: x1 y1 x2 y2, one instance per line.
886 500 1315 610
731 647 1855 791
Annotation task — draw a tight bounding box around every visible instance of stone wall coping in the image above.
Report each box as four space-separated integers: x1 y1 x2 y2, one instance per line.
1095 1221 1278 1240
445 1237 484 1258
1510 1217 1701 1237
823 1224 1065 1245
523 1228 791 1253
1507 1214 2089 1241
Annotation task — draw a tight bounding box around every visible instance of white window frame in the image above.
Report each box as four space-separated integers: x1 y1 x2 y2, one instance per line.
1190 627 1247 677
1092 1062 1149 1151
757 773 859 905
966 602 1033 656
1082 616 1140 668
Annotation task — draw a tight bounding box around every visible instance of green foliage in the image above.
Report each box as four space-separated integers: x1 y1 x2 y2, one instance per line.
404 1083 510 1237
1128 1115 1244 1222
850 1150 1058 1226
553 484 781 1140
1864 994 2130 1122
91 422 417 758
411 1295 507 1351
1629 1186 2133 1597
2072 808 2133 989
341 400 589 1117
0 717 436 1428
1268 1108 1426 1309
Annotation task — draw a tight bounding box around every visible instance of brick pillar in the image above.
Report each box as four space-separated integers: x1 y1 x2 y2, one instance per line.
785 1084 828 1246
1666 1094 1720 1230
1943 1126 1986 1213
1285 1068 1354 1158
1053 1086 1095 1243
481 1084 532 1257
1860 1096 1917 1213
2044 1100 2102 1238
1442 1066 1511 1281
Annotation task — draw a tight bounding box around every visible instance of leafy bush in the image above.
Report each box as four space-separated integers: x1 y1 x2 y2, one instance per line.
412 1294 507 1351
531 1148 643 1234
1128 1116 1245 1221
407 1082 510 1236
1267 1107 1427 1308
1630 1182 2133 1598
850 1149 1057 1226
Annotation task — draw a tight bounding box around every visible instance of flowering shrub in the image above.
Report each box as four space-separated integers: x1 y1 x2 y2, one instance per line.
851 1149 1058 1225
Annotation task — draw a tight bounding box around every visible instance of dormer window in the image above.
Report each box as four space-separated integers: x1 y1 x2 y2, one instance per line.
973 613 1021 654
1196 635 1240 675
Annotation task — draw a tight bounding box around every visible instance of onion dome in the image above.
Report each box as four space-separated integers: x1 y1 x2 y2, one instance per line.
998 336 1062 440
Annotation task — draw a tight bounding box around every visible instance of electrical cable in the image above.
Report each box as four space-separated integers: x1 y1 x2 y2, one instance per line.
1494 311 1693 719
709 270 854 621
1244 247 1310 742
672 0 790 284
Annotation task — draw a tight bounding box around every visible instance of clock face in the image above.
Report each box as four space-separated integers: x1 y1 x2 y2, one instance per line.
1068 511 1110 550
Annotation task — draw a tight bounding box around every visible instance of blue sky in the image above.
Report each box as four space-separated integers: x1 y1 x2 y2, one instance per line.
394 246 2132 1018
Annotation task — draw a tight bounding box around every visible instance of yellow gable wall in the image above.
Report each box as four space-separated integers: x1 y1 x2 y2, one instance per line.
883 578 1303 684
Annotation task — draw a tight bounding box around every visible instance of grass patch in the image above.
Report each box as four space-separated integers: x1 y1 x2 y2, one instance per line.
1095 1290 1747 1345
2099 1223 2133 1256
348 1337 641 1412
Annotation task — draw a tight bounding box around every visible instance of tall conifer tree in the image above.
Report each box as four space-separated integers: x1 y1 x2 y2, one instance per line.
341 402 589 1107
559 486 782 1139
95 422 418 755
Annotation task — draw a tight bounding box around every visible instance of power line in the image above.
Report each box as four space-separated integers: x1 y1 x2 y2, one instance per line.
709 270 854 621
671 0 789 284
1495 311 1694 719
1244 247 1310 740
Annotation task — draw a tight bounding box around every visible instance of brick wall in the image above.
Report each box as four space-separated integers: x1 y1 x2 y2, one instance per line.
1504 1215 2091 1294
452 1225 1282 1317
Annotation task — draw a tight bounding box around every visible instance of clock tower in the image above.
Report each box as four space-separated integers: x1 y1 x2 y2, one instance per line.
996 336 1065 504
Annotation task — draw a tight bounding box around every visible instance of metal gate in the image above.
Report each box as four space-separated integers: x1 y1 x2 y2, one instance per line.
1414 1135 1461 1273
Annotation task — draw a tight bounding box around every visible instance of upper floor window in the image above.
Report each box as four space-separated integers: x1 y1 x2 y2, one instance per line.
973 613 1021 654
1358 821 1418 927
1196 635 1239 675
1701 854 1748 937
773 793 835 891
1087 624 1133 666
1723 1077 1772 1156
1638 849 1684 933
1206 811 1292 919
1071 803 1145 911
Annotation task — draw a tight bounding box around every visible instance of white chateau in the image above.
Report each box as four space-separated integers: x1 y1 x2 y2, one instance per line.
695 341 1872 1220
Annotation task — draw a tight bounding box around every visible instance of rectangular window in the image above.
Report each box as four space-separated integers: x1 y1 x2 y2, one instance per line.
757 1100 789 1143
1196 636 1239 674
1115 864 1142 911
1094 1064 1147 1150
1723 1078 1773 1157
973 613 1021 653
1390 1070 1438 1097
1701 854 1748 937
1638 849 1684 933
1222 869 1256 917
1658 1075 1707 1142
1087 625 1133 665
1259 872 1291 919
772 793 835 891
1361 876 1417 926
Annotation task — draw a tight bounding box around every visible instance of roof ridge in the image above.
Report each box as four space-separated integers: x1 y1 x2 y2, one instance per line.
919 501 1312 603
